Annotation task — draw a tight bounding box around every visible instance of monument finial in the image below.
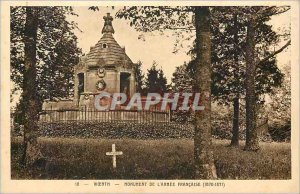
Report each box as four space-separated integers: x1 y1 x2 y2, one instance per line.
102 13 115 34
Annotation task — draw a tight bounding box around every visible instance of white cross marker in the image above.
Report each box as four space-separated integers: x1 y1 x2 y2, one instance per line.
106 144 123 168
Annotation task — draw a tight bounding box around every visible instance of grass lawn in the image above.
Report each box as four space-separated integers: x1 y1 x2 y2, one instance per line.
11 137 291 180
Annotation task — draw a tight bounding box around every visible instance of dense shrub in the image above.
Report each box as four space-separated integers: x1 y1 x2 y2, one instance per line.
268 122 291 142
38 121 194 139
10 120 274 141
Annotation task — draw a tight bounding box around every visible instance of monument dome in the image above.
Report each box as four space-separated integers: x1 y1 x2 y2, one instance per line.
74 13 137 108
43 13 137 110
84 13 133 67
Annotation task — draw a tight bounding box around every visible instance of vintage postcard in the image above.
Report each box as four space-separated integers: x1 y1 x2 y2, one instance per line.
0 0 299 193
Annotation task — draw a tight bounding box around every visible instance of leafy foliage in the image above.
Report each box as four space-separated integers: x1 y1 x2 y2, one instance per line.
171 62 194 123
144 62 169 94
11 6 82 124
116 6 194 32
11 6 82 103
134 61 145 94
210 7 287 104
267 64 291 141
118 6 289 104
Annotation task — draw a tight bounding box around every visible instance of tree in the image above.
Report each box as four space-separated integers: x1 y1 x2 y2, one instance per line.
267 64 291 141
118 6 290 151
172 62 193 92
116 6 217 179
131 6 288 148
244 16 259 151
145 62 168 94
229 13 241 146
11 6 82 125
21 7 43 166
158 68 168 93
210 7 289 147
193 7 217 179
171 62 194 123
269 64 291 126
10 6 82 165
212 11 244 147
134 61 145 94
242 7 290 151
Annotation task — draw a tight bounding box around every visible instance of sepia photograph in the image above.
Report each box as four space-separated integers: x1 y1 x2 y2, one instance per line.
1 1 299 193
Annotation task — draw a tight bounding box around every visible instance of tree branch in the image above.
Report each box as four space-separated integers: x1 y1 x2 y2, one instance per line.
151 6 194 13
159 27 195 31
258 40 291 65
256 6 291 23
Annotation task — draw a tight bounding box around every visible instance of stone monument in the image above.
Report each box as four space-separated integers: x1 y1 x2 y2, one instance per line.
42 13 137 110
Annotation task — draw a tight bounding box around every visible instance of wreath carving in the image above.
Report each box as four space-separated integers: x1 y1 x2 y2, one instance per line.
96 79 106 91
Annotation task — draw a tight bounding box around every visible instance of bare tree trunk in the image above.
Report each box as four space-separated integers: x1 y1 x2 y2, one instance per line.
21 7 43 166
194 6 217 179
230 14 240 147
230 97 240 146
244 18 260 151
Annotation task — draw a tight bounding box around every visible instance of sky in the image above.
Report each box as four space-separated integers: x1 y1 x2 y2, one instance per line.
69 6 291 82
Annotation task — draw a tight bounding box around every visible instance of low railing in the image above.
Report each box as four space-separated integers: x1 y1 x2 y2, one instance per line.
39 107 171 123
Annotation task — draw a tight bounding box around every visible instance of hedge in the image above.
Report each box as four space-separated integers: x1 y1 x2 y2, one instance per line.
12 121 274 141
38 121 194 139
